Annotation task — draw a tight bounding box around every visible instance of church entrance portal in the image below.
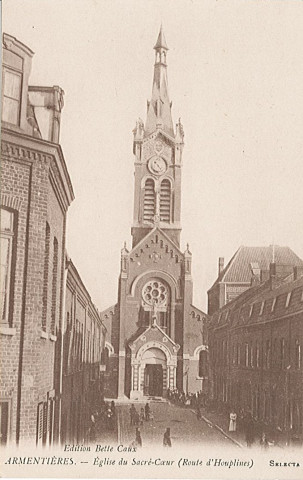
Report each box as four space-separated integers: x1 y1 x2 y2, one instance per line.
144 364 163 396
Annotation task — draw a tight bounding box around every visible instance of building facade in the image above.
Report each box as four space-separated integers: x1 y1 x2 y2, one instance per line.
208 246 303 315
208 264 303 442
102 28 208 400
61 258 106 445
0 34 106 446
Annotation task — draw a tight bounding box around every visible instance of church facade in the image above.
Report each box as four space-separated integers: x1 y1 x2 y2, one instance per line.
102 28 208 400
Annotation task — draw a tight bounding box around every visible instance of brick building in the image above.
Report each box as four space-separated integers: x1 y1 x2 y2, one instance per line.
102 27 208 400
0 34 106 446
208 246 303 315
61 258 106 444
207 263 303 442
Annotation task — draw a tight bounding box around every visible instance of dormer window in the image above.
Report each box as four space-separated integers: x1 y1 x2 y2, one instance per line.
2 66 22 125
285 292 292 308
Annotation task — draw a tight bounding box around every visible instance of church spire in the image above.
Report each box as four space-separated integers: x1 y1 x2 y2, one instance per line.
154 24 168 50
145 26 174 138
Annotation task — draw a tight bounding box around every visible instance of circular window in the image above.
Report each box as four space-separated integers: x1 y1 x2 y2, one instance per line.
142 280 168 307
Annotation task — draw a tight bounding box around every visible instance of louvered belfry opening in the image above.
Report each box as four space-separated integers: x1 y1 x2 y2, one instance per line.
160 179 171 222
143 178 156 221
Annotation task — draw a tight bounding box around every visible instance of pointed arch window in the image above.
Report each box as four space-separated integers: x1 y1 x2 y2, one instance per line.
143 179 155 222
160 179 171 222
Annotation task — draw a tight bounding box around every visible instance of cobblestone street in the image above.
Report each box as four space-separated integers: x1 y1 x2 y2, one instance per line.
116 401 238 448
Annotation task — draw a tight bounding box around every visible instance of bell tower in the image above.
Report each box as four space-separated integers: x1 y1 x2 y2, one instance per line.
102 27 208 401
131 25 185 248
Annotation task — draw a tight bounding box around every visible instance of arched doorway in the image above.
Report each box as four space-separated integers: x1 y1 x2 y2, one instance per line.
141 348 166 396
130 339 178 399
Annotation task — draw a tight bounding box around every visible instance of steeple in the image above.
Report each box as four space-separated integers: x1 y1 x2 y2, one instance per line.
145 26 174 138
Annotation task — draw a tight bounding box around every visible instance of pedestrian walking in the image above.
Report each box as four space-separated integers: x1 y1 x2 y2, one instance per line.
163 427 172 447
145 402 150 421
135 427 142 447
139 407 145 425
245 413 254 447
229 411 237 432
260 432 269 450
106 408 114 431
197 404 201 420
129 404 136 426
89 413 96 442
133 409 140 426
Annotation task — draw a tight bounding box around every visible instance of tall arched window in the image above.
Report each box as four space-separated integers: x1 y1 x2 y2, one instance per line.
160 179 171 222
1 208 16 326
143 179 155 222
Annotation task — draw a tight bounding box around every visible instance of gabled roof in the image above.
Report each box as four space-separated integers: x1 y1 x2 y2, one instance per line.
129 321 179 350
130 226 184 257
209 246 303 290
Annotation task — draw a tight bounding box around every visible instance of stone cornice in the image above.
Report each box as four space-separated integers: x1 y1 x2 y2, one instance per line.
1 129 74 210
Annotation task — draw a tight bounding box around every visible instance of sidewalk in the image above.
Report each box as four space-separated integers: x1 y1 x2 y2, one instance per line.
196 408 245 448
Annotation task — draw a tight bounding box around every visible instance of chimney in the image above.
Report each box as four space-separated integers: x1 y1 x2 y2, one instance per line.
270 262 276 290
260 269 270 283
218 257 224 276
269 262 276 277
294 266 303 280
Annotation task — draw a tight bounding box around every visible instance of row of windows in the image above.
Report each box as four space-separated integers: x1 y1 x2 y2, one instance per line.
247 290 303 319
212 338 301 370
0 209 61 333
214 378 302 432
216 288 303 326
143 179 172 223
63 302 104 376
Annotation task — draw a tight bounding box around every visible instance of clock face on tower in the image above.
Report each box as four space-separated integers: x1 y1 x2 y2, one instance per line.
148 156 167 175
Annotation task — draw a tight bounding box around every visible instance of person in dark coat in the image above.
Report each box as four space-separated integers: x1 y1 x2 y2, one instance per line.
145 403 150 421
135 427 142 447
245 413 254 447
133 409 140 426
163 427 172 447
197 404 201 420
129 404 136 426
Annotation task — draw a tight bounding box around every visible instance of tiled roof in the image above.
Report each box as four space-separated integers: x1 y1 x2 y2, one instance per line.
209 275 303 329
209 246 303 289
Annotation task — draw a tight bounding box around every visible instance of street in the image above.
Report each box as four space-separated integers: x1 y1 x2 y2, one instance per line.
113 401 237 448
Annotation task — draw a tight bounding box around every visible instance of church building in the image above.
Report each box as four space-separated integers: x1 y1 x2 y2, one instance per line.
102 28 208 400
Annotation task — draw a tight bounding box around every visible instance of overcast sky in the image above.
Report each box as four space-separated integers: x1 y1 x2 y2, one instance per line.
3 0 303 311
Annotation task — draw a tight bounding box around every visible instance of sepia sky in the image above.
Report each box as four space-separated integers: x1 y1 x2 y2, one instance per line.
3 0 303 312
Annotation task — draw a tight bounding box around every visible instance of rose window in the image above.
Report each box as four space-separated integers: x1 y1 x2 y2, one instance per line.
142 280 168 307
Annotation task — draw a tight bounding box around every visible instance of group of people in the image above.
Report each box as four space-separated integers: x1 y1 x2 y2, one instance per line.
89 400 116 441
167 388 206 408
227 409 271 448
129 403 172 448
129 402 154 426
130 426 172 448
